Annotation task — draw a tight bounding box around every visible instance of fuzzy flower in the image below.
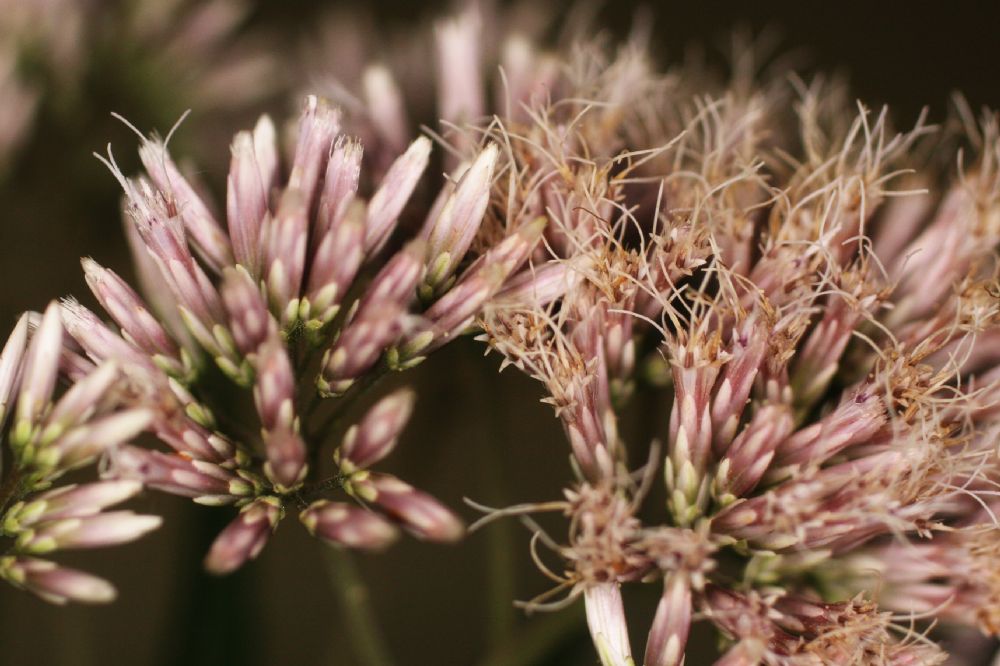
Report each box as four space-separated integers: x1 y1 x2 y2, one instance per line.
447 18 1000 665
0 304 159 604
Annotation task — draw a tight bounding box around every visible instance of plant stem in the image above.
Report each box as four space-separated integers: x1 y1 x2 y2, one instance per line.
472 356 517 649
0 467 24 516
323 546 394 666
476 605 587 666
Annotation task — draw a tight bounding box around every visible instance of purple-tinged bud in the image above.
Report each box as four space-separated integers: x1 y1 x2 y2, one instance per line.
220 265 276 358
5 481 143 530
127 194 228 358
204 497 282 575
401 217 545 361
774 386 886 469
0 313 29 428
148 408 236 464
253 338 295 434
300 500 398 551
315 137 363 240
121 209 191 347
350 473 463 542
492 259 584 309
711 314 768 456
584 582 634 666
420 143 498 292
0 557 116 604
17 510 161 553
318 242 424 395
338 389 415 472
107 446 239 501
226 115 278 277
434 7 484 130
717 404 794 498
305 200 365 331
644 573 691 666
365 137 431 255
138 139 233 273
262 190 309 325
253 338 307 489
12 303 62 443
39 408 153 471
362 66 408 156
288 96 340 213
43 362 119 436
262 429 308 491
82 258 181 368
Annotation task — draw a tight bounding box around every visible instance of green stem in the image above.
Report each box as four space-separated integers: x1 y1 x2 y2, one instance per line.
322 546 394 666
472 357 517 649
476 605 587 666
0 467 24 517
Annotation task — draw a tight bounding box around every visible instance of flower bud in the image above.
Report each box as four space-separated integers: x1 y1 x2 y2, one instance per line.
300 500 398 550
204 497 282 575
338 389 415 472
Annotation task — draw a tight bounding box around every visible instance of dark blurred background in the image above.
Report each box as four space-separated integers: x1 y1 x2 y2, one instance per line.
1 1 999 665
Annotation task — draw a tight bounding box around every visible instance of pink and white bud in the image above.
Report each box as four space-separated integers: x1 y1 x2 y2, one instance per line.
362 66 408 156
644 573 691 666
287 96 340 213
434 7 484 130
420 143 498 290
0 313 29 427
338 389 415 472
319 242 424 394
262 429 308 491
107 446 239 500
1 557 116 605
262 190 309 324
300 500 398 551
204 497 281 575
14 302 62 432
315 137 363 240
253 338 296 434
138 139 232 273
82 258 180 368
774 386 886 469
404 217 546 359
127 195 227 356
43 361 120 434
584 582 634 666
18 510 161 553
7 481 143 529
306 200 365 329
43 408 153 471
718 404 794 497
352 473 463 542
711 314 768 455
492 260 583 309
226 115 278 276
365 137 432 255
220 265 276 357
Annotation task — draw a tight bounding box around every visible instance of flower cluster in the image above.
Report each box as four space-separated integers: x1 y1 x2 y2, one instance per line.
410 12 1000 666
0 304 159 603
63 87 546 576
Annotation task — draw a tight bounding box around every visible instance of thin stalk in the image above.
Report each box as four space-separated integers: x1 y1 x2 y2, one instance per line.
323 546 394 666
0 467 24 516
472 356 517 649
476 604 587 666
